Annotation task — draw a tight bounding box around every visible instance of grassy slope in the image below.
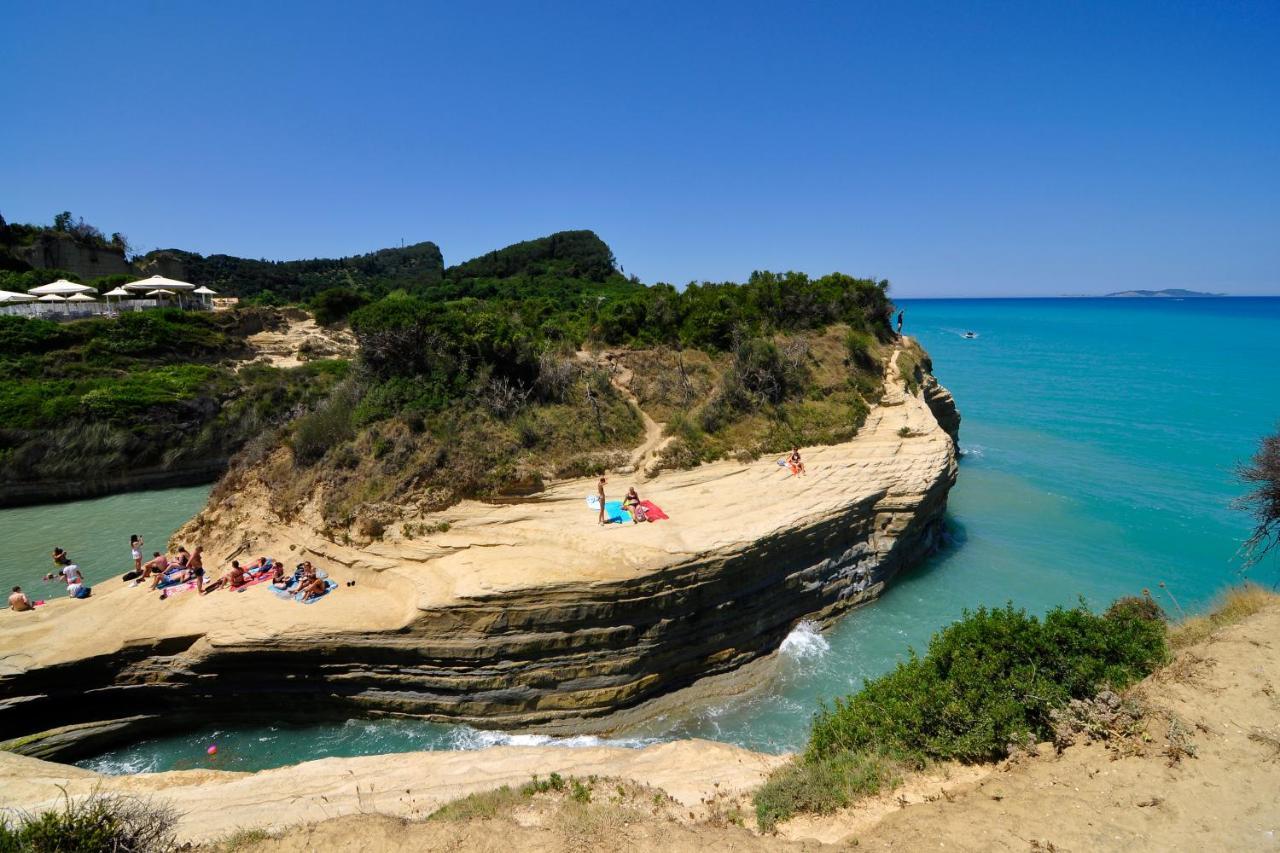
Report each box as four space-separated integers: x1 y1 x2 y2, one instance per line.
0 310 347 498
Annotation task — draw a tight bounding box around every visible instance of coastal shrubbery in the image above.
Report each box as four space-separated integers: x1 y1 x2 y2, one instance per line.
0 792 179 852
0 309 348 495
755 597 1169 830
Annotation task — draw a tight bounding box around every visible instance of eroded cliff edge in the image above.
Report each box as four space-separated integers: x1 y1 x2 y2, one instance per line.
0 349 958 760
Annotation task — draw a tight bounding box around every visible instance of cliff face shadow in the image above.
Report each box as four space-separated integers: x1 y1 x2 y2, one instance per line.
891 513 969 589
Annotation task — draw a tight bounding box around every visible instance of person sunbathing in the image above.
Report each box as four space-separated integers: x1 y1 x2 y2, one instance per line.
269 562 289 589
141 552 169 583
201 560 247 594
787 446 807 477
292 561 318 590
298 576 329 601
9 586 32 612
152 565 192 590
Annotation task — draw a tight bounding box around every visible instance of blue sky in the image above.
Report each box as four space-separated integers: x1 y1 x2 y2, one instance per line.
2 1 1277 296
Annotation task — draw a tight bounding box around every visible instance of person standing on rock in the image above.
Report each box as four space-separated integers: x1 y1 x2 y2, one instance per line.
896 310 904 337
597 476 608 525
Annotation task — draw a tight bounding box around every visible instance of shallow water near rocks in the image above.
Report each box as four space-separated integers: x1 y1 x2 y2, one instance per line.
4 297 1278 773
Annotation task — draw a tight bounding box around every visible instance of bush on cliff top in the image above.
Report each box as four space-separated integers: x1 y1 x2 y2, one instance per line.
0 791 179 852
755 596 1168 830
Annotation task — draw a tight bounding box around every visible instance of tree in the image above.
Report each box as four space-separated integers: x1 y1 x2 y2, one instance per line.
53 211 72 231
110 232 132 256
1237 427 1280 565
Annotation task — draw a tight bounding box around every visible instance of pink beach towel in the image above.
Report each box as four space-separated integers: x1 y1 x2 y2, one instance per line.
638 500 668 522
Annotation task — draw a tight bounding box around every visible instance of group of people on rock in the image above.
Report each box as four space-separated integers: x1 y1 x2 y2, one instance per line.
6 537 341 612
128 535 336 602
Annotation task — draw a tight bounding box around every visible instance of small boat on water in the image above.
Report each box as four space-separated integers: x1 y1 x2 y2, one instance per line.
962 331 978 339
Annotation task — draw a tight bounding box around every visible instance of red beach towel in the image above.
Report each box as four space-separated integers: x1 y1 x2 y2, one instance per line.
638 500 668 521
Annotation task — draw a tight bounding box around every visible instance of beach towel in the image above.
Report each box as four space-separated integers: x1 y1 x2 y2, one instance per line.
638 500 668 522
155 571 191 590
603 499 629 524
159 579 201 598
235 571 278 592
298 580 338 604
586 494 601 510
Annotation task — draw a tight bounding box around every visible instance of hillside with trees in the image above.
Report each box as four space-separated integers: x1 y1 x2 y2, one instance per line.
0 219 903 516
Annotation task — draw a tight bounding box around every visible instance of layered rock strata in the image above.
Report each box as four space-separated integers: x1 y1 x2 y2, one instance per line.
0 358 958 760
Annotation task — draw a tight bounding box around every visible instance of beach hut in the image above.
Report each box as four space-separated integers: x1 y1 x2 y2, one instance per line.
28 279 95 296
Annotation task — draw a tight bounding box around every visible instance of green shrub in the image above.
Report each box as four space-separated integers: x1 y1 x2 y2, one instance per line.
310 286 371 326
754 752 902 832
806 602 1168 766
844 330 877 372
0 791 179 852
753 598 1168 831
292 384 358 464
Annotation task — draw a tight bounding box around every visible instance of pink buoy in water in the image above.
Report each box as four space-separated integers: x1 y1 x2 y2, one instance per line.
207 745 218 756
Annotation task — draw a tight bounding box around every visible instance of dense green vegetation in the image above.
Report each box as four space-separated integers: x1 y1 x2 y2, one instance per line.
753 596 1169 830
0 792 179 852
2 220 902 516
251 240 897 533
139 240 445 303
0 309 346 499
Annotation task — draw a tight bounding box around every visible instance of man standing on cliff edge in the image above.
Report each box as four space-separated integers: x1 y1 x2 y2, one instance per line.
896 309 904 336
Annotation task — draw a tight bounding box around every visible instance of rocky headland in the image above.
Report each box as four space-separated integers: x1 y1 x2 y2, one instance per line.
0 344 959 760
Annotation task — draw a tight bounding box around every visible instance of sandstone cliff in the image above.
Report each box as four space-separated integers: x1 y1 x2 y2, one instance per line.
0 348 958 759
11 233 133 281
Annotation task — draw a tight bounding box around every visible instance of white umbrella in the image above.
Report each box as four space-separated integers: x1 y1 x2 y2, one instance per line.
0 290 37 303
28 279 95 296
67 292 99 301
37 293 68 315
193 285 217 308
103 287 130 297
147 289 176 296
123 275 197 293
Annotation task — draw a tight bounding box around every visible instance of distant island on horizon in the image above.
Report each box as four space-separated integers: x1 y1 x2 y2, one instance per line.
1103 288 1228 298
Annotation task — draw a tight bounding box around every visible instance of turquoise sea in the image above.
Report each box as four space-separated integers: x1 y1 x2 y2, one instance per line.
3 297 1277 773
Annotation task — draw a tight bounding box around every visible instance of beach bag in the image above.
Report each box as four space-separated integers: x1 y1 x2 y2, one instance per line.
73 586 91 599
121 570 140 582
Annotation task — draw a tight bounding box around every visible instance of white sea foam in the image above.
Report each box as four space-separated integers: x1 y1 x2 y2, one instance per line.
448 726 656 751
778 620 830 661
960 443 985 458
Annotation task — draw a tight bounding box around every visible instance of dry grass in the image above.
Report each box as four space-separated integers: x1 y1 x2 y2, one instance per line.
1167 584 1280 650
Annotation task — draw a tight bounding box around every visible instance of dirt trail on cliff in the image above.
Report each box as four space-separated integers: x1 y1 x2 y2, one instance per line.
244 315 355 368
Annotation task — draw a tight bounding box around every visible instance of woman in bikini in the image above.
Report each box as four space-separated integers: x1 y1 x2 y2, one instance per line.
623 486 647 523
299 576 329 601
788 446 806 477
130 535 144 573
